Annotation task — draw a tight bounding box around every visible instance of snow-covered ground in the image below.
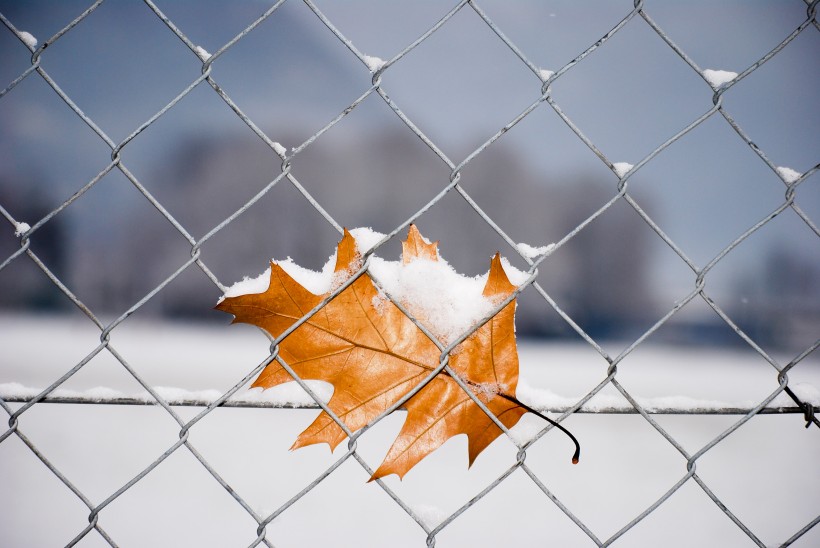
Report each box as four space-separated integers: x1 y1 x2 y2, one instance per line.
1 314 818 547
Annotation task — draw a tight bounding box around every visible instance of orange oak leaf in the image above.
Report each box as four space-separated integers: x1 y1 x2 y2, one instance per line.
216 226 578 480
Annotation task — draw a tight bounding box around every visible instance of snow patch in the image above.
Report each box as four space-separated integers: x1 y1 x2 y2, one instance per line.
19 31 37 48
0 384 124 401
472 381 501 402
221 267 272 301
282 257 337 295
413 504 448 528
371 288 389 315
509 414 548 445
14 222 30 237
538 68 554 81
517 242 555 259
517 381 578 410
703 69 737 88
776 166 801 184
0 382 40 398
152 386 222 402
83 386 125 400
0 382 335 407
194 46 211 61
3 379 817 413
773 382 820 407
349 227 384 254
517 379 820 412
373 253 528 344
638 395 729 413
369 253 520 345
238 382 334 406
362 54 385 72
500 258 529 286
368 256 494 344
221 228 387 302
613 162 633 177
221 228 527 345
272 141 287 156
329 268 354 293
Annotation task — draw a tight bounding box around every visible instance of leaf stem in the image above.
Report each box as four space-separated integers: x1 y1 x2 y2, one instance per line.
500 393 581 464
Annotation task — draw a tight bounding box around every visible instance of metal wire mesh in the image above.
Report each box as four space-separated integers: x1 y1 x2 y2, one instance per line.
1 1 818 546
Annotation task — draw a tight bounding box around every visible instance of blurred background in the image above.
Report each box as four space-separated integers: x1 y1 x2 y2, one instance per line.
1 0 819 354
2 2 819 547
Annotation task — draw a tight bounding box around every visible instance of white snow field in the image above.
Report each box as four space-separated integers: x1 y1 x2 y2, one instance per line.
1 314 818 547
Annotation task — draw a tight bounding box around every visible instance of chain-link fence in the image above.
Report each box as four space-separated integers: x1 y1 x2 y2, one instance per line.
1 1 819 546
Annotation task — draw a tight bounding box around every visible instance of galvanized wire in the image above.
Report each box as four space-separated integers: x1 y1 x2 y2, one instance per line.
1 1 818 547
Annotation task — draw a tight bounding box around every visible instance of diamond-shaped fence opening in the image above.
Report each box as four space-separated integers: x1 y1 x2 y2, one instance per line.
1 1 818 547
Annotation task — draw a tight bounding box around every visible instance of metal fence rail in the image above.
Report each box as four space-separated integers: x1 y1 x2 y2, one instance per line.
1 1 818 546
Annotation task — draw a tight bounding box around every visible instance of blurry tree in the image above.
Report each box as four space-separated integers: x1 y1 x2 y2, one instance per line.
0 177 68 311
77 129 654 338
2 127 656 338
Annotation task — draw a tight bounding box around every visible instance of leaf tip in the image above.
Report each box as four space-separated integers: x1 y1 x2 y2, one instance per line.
483 253 516 298
402 224 439 264
289 437 318 452
214 295 239 320
334 228 361 272
369 467 404 482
